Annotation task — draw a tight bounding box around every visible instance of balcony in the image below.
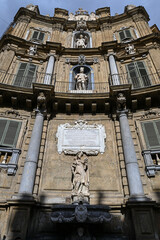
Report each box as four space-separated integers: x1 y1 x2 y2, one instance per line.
109 71 160 89
0 69 160 94
0 70 55 88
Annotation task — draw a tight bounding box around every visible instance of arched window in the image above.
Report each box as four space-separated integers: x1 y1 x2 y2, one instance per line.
69 65 94 91
72 31 92 48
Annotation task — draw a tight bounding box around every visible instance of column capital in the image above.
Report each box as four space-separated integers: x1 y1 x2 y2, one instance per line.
116 109 128 118
107 52 116 58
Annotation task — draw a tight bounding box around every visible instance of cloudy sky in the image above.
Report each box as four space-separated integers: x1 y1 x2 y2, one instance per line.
0 0 159 37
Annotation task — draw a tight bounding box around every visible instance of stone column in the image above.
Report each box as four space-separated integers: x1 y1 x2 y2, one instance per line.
44 54 55 84
108 53 120 85
19 93 46 195
117 93 147 201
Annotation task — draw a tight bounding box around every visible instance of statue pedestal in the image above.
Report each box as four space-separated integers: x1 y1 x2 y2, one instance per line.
72 194 90 205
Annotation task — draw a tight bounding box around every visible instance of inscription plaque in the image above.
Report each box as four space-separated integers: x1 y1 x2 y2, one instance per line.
56 120 106 155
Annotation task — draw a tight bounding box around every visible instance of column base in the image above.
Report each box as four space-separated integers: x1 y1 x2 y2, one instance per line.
11 193 35 201
129 194 151 202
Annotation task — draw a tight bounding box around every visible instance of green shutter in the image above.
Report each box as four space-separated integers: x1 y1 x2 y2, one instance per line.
127 63 140 88
0 119 21 148
137 61 151 86
119 31 125 41
38 32 44 41
23 64 36 87
14 63 36 88
142 121 160 149
14 63 27 86
125 29 132 39
0 120 7 144
32 31 39 40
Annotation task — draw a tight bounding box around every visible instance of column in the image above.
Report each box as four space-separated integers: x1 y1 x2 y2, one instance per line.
117 93 147 201
19 93 46 195
44 54 55 84
108 53 120 85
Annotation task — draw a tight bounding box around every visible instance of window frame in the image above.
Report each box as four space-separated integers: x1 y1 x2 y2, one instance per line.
119 28 133 42
126 61 151 89
141 119 160 150
31 30 45 43
0 118 22 148
13 62 37 88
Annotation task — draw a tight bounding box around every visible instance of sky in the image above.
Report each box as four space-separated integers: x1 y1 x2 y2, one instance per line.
0 0 159 37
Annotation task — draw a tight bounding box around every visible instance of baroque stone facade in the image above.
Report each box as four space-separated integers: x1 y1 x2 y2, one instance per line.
0 3 160 240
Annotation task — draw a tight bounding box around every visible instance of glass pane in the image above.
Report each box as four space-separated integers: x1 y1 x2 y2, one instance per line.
143 122 160 148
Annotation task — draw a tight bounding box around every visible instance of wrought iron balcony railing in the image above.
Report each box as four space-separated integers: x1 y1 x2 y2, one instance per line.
54 81 110 93
109 71 160 89
0 69 160 93
0 70 55 88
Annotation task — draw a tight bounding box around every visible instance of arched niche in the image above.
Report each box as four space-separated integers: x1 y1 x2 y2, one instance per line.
69 65 94 91
72 31 92 48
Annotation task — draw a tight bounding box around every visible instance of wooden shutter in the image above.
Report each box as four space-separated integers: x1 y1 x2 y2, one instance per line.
0 119 21 147
126 63 140 88
38 32 44 41
141 121 160 149
119 31 125 41
125 29 132 39
14 63 27 86
23 64 36 88
137 61 151 86
32 31 39 40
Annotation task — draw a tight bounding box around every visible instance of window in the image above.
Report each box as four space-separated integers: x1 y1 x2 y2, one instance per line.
126 61 151 89
119 29 132 42
0 119 21 148
14 63 37 88
31 30 45 43
141 120 160 149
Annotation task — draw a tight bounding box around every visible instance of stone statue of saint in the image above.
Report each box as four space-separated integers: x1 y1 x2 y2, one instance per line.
74 67 88 90
71 152 89 201
76 34 88 48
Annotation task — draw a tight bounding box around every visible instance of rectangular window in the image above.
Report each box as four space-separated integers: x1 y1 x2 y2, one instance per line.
0 119 21 148
126 61 151 89
13 62 37 88
141 120 160 149
119 29 132 42
31 31 45 43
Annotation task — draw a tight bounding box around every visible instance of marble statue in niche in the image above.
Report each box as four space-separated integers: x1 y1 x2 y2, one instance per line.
76 34 88 48
74 67 88 90
71 152 89 203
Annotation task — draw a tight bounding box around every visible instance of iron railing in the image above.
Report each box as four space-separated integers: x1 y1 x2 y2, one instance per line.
109 71 160 89
0 70 55 87
54 81 110 93
0 69 160 93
